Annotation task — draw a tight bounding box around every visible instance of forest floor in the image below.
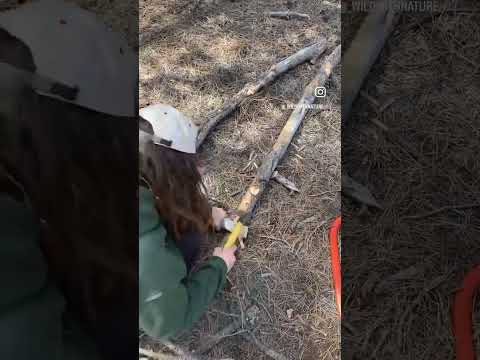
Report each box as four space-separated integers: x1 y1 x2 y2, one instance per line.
343 6 480 359
139 0 341 359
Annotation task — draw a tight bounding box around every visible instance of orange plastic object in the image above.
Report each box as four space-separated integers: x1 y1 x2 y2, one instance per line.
329 216 341 315
453 265 480 360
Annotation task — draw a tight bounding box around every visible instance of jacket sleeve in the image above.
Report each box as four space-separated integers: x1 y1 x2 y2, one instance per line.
140 249 228 339
0 194 66 359
139 187 228 339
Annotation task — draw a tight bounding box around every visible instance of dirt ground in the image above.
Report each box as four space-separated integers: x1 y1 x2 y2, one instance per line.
140 0 340 359
343 8 480 359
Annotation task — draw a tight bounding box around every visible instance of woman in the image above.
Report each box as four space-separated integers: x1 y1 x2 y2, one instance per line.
1 1 137 359
139 103 238 339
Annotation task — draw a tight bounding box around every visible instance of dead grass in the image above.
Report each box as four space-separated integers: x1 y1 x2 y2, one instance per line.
342 10 480 359
140 0 340 359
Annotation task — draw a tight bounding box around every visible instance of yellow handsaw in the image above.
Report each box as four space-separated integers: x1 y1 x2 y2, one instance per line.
222 213 251 249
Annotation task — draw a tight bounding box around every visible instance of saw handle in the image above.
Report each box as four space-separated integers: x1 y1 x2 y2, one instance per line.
223 221 244 248
329 216 341 316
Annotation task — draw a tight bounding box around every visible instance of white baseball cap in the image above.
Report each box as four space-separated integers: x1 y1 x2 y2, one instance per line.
0 0 137 117
139 104 198 154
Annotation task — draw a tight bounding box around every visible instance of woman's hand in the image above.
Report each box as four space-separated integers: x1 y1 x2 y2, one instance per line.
212 206 240 231
211 207 227 231
213 246 237 272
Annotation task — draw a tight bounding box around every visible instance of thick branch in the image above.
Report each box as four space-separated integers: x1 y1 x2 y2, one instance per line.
342 7 399 122
237 45 341 215
196 39 327 148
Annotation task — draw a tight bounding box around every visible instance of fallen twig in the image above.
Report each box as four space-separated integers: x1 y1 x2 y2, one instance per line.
196 39 327 147
359 91 389 131
272 171 299 192
242 333 288 360
236 45 341 215
193 305 260 355
194 322 245 355
267 11 310 20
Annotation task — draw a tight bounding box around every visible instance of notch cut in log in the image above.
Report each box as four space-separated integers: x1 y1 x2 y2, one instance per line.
196 39 327 148
342 6 399 122
237 45 341 216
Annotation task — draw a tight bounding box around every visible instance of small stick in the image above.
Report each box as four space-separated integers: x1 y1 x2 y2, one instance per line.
236 45 341 215
243 333 288 360
267 11 310 20
193 305 259 355
272 171 299 192
359 91 389 131
196 39 327 148
193 320 244 355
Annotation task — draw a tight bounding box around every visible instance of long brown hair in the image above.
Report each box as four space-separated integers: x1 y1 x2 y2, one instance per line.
140 141 212 241
0 28 137 357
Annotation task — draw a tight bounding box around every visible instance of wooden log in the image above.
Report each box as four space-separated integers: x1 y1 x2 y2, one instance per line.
236 45 341 216
342 5 399 122
267 11 310 20
196 39 327 148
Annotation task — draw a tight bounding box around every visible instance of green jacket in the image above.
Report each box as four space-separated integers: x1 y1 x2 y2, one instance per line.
139 186 227 339
0 193 100 360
